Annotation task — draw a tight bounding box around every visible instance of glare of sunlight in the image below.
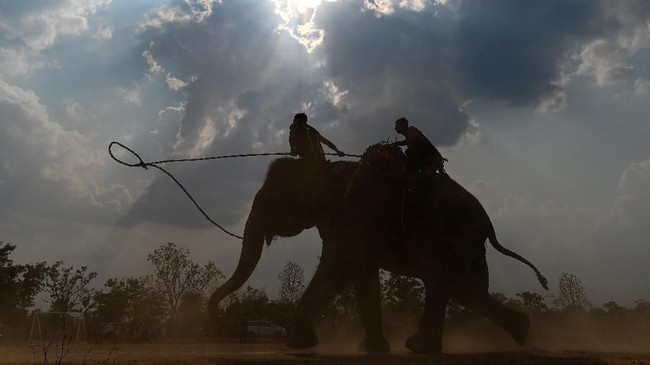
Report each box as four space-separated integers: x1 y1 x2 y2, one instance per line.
323 79 348 107
272 0 337 52
362 0 441 16
189 118 217 158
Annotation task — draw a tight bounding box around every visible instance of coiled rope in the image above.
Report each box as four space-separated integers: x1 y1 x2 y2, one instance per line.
109 141 360 239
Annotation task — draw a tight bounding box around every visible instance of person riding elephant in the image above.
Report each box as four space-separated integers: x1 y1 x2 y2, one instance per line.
391 117 447 175
289 113 345 162
288 113 346 218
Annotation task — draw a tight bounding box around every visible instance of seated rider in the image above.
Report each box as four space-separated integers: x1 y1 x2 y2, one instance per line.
390 117 446 175
288 113 345 217
289 113 345 161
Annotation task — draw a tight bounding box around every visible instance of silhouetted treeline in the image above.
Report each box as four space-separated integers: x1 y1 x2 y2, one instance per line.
1 240 649 350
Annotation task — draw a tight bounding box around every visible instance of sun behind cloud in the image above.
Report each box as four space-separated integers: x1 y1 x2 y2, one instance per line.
286 0 324 12
272 0 336 52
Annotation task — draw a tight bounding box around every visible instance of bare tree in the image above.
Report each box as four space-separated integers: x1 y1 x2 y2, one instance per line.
43 260 97 313
554 272 590 310
278 261 305 305
147 242 224 321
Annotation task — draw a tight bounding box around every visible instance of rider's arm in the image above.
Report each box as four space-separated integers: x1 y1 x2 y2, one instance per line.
319 134 344 155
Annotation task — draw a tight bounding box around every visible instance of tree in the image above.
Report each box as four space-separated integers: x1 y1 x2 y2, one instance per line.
43 260 97 313
322 285 357 324
91 277 164 341
381 271 424 318
175 292 209 339
447 297 479 323
554 272 590 310
147 242 224 322
217 286 270 337
0 242 48 331
278 261 305 305
635 299 650 312
602 301 626 315
233 286 269 316
516 291 548 313
491 292 508 304
489 292 526 311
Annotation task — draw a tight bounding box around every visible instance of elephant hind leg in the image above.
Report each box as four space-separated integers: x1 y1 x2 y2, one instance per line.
405 280 449 354
451 246 528 346
454 292 529 346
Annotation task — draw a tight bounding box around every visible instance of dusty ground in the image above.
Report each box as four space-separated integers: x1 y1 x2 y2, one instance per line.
0 340 648 365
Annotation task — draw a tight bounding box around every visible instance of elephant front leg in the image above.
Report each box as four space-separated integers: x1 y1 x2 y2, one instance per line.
288 257 353 349
405 281 448 354
353 269 390 353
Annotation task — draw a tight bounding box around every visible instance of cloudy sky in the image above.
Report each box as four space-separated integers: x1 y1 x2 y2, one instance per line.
1 0 649 307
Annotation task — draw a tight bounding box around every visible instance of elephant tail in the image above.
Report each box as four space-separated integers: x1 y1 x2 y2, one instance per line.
487 228 549 290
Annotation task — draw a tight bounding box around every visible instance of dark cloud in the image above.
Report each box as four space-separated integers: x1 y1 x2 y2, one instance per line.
316 1 468 146
0 80 129 225
124 0 311 228
125 0 642 228
140 0 285 150
453 0 603 104
317 0 608 127
0 1 66 19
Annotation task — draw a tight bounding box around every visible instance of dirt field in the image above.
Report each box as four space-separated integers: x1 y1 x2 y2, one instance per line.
1 340 648 365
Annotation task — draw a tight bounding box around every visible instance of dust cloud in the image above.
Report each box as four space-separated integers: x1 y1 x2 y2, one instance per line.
313 310 650 355
444 310 650 354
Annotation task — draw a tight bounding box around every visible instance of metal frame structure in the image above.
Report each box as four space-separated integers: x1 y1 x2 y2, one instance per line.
28 310 87 344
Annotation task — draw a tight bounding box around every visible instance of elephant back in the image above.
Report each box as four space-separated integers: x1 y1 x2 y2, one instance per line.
361 142 408 178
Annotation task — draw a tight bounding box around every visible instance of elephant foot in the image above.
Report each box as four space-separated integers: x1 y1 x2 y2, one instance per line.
286 329 319 349
404 332 442 354
359 336 390 353
508 312 529 346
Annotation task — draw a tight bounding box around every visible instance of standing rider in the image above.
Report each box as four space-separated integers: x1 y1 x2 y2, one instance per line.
391 117 446 175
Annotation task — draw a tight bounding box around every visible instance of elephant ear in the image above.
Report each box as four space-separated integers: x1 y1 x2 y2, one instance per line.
261 158 326 236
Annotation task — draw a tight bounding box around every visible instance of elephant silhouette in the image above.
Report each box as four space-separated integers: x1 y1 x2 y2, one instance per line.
209 142 547 354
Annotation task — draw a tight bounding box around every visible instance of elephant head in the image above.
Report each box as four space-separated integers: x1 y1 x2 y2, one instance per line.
208 158 326 316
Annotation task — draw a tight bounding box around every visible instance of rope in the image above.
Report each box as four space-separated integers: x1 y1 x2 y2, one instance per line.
109 141 360 240
344 158 364 200
148 151 361 164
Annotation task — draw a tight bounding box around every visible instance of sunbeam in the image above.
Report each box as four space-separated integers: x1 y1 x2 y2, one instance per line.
272 0 337 52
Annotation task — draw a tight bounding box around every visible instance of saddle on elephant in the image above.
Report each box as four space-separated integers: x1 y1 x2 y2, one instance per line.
358 142 450 190
351 142 459 245
360 142 448 179
291 142 452 236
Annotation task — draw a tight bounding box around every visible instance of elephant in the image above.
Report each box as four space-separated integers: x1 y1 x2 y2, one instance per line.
208 143 548 354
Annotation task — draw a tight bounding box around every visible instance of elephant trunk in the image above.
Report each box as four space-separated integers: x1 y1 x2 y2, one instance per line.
208 203 266 320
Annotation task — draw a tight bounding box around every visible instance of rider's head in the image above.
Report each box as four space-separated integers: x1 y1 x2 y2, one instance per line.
293 113 308 124
395 117 408 135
